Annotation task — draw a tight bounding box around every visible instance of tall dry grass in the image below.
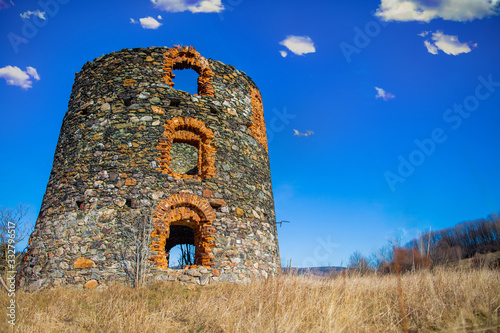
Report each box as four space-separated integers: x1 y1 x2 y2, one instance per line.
1 266 499 332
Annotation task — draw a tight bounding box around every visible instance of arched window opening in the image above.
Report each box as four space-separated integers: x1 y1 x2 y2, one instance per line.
162 46 215 97
157 117 216 179
172 68 199 95
170 142 199 175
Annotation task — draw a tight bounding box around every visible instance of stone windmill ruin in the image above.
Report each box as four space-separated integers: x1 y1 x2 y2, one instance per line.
21 46 280 289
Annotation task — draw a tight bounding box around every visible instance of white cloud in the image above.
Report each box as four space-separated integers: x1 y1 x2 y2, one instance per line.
157 15 162 20
424 40 439 54
130 18 138 24
151 0 224 13
26 66 40 81
279 36 316 56
0 65 40 90
20 10 46 20
279 50 288 58
293 129 314 137
375 87 395 101
418 31 430 37
139 16 162 29
375 0 500 22
421 30 476 55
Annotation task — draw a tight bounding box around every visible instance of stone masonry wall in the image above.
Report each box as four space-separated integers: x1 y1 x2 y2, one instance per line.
21 46 280 290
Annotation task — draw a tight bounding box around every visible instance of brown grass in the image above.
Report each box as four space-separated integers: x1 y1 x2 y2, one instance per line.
1 267 499 332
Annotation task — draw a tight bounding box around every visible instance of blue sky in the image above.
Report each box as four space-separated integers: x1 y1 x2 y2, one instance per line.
1 0 499 267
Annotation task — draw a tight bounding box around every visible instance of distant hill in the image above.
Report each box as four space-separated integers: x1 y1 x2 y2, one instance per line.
282 266 345 276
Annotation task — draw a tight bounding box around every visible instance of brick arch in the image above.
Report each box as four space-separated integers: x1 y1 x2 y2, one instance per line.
162 45 215 96
157 117 216 179
149 193 216 268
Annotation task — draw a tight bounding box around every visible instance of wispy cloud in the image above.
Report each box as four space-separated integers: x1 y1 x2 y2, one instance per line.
279 36 316 56
376 0 500 22
293 129 315 137
20 9 46 20
151 0 224 13
279 50 288 58
375 87 395 101
131 16 163 29
0 65 40 90
420 30 476 55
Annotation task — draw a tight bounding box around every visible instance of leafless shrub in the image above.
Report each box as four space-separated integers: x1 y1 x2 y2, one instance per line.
0 204 33 292
115 210 152 287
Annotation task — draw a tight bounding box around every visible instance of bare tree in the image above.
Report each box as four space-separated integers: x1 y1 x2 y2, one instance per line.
177 243 195 268
115 210 152 287
0 204 33 292
347 251 371 275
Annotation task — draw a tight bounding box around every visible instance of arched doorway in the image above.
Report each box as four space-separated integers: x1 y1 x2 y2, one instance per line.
149 193 216 269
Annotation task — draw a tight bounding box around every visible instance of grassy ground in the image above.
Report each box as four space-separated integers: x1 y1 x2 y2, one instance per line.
1 266 499 332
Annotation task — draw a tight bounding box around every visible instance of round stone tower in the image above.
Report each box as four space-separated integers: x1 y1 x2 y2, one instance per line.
22 46 280 289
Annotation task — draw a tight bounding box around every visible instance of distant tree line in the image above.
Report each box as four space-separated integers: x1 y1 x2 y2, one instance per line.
406 212 500 265
347 212 500 274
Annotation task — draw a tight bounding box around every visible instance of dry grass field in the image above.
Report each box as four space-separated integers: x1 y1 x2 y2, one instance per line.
1 266 499 332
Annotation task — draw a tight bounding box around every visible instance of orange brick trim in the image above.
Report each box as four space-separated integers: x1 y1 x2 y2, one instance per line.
157 117 216 179
162 45 215 96
249 86 268 151
150 193 217 268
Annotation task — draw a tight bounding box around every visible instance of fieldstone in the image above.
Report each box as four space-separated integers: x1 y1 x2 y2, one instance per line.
28 278 46 292
187 269 202 277
84 280 98 288
84 189 97 197
199 274 210 286
149 97 161 105
101 103 110 111
90 273 100 280
155 275 169 281
150 192 163 200
101 227 113 235
179 275 194 283
73 258 96 269
114 197 126 207
91 254 106 262
125 178 137 186
151 105 165 114
230 257 241 264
